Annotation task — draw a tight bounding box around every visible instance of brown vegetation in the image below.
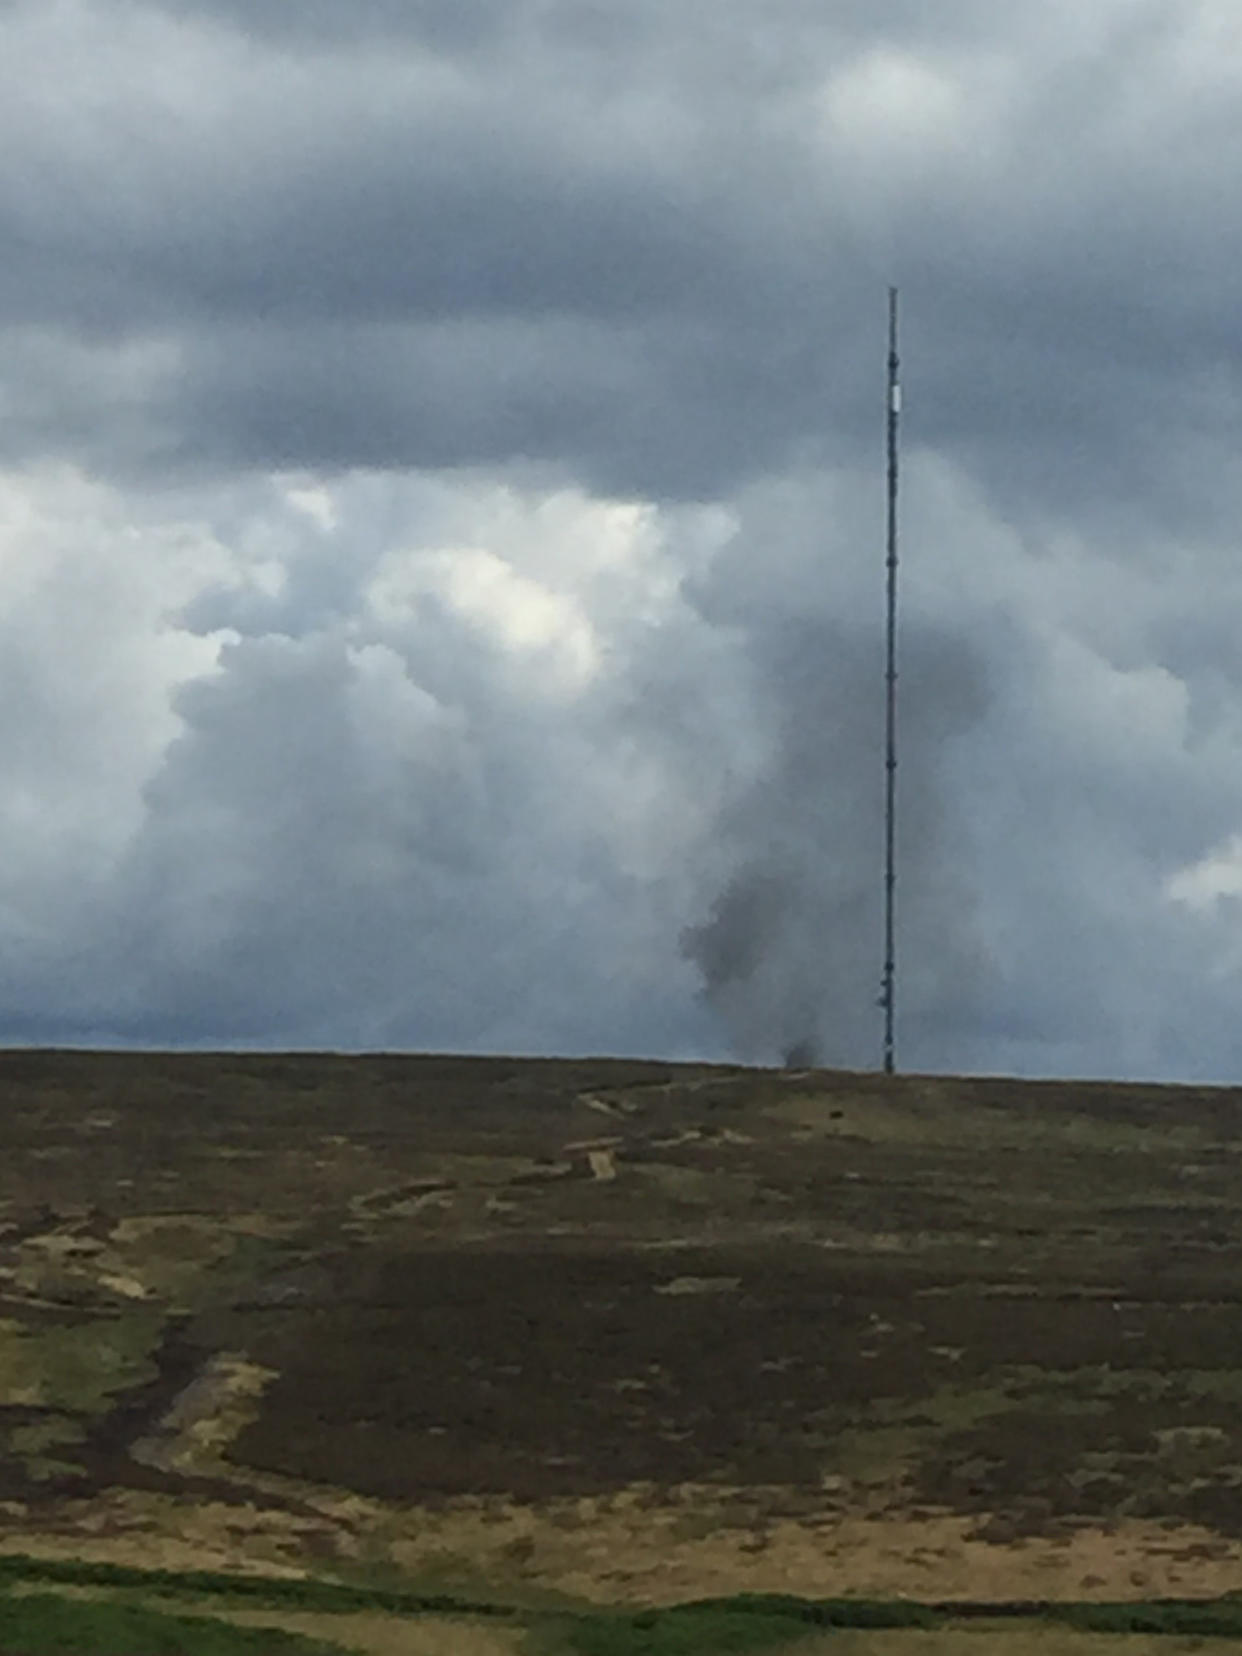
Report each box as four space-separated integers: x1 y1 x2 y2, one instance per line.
3 1051 1242 1600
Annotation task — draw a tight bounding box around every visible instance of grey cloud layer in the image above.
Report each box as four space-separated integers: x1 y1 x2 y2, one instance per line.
1 0 1242 1076
7 0 1240 505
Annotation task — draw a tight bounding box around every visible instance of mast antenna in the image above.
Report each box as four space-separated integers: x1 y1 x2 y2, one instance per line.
881 287 900 1075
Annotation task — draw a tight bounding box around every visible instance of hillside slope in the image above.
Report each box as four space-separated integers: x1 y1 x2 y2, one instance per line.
2 1051 1242 1602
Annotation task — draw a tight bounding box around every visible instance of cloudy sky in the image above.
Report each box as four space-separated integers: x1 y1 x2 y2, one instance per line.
3 0 1242 1079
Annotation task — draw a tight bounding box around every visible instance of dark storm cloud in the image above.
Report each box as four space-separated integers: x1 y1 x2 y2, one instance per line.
0 0 879 492
8 0 1230 506
146 0 517 49
162 312 871 501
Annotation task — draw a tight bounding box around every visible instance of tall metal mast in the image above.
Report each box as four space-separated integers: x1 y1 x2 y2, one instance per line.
881 287 900 1075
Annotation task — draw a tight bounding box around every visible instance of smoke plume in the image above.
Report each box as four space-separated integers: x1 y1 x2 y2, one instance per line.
682 613 987 1069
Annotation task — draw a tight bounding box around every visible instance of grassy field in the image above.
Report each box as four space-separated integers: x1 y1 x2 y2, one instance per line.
8 1559 1242 1654
4 1049 1242 1644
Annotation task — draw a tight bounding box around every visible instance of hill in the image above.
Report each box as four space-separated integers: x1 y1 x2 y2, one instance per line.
2 1051 1242 1606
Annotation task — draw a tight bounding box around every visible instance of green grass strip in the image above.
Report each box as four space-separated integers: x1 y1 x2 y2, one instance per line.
551 1606 813 1655
7 1552 1242 1643
677 1593 938 1628
1049 1600 1242 1637
0 1590 348 1656
0 1552 515 1618
548 1596 938 1655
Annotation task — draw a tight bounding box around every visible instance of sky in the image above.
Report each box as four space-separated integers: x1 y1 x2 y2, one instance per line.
2 0 1242 1079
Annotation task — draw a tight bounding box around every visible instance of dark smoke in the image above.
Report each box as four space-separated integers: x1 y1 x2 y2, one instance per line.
782 1038 819 1069
681 613 987 1069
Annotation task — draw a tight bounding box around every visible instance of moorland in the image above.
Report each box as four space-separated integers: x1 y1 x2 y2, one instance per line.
4 1050 1242 1652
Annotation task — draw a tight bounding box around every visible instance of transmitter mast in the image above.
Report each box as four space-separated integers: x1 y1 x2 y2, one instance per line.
881 288 900 1076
